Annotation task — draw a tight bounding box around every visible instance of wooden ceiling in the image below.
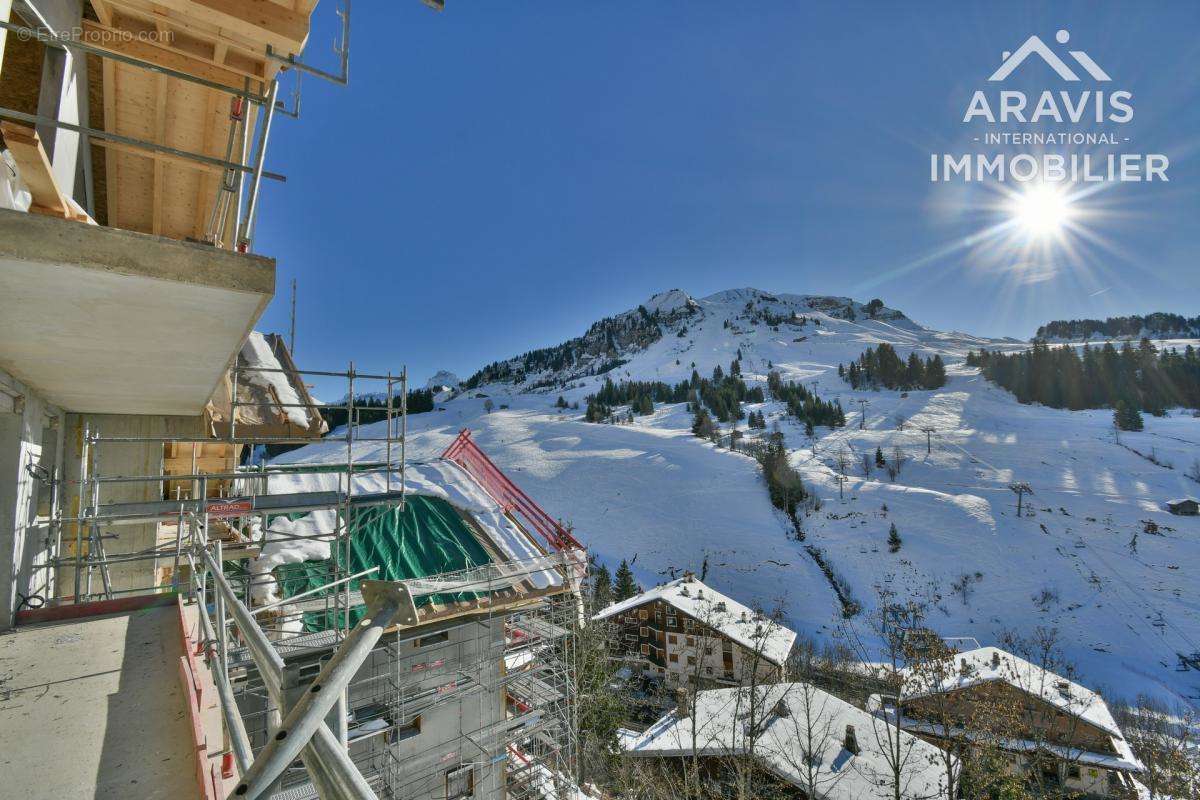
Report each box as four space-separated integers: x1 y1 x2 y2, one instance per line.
86 0 318 245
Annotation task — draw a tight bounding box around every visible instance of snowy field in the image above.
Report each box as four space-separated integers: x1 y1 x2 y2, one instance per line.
280 290 1200 706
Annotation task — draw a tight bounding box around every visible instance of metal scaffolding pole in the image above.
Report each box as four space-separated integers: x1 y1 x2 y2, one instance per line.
200 548 378 800
231 581 413 799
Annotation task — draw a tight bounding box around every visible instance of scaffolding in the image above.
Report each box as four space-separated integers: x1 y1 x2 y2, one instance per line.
222 551 583 800
29 357 585 800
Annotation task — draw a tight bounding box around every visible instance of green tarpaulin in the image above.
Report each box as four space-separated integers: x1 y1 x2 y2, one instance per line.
276 494 493 631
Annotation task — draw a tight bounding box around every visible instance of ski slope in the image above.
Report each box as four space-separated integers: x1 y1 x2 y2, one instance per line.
278 289 1200 706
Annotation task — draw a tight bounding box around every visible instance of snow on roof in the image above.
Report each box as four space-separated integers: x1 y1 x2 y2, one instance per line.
243 459 563 606
1166 497 1198 505
240 332 311 428
623 683 950 800
593 576 797 666
899 646 1124 740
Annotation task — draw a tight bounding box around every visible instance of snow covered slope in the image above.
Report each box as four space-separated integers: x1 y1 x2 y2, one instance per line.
284 289 1200 706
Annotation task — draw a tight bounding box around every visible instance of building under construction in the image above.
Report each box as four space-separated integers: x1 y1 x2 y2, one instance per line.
0 2 587 799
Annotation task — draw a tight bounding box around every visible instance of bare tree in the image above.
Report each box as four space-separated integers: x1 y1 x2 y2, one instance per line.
1116 695 1199 800
995 627 1091 798
841 589 948 800
834 447 852 477
767 641 852 799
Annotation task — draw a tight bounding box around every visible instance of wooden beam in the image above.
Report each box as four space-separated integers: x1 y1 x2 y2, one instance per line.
0 122 68 215
81 19 250 92
151 72 167 235
192 88 220 237
102 55 119 226
108 0 310 55
91 0 115 26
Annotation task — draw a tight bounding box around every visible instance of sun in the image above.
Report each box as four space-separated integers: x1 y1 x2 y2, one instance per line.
1009 183 1073 238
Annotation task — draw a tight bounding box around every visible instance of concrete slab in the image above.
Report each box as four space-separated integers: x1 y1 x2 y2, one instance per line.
0 208 275 415
0 605 201 799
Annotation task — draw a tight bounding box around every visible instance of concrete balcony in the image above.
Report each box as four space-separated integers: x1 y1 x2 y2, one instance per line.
0 207 274 415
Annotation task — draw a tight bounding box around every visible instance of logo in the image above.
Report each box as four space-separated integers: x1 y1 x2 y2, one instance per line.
929 29 1168 183
989 30 1109 82
205 498 254 518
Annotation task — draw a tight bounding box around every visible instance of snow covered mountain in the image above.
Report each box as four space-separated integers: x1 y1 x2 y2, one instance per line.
281 288 1200 707
464 288 1007 397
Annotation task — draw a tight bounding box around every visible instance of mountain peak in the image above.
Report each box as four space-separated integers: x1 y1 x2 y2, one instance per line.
641 289 697 316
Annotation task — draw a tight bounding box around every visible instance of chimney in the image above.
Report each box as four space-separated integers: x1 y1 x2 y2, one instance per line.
959 658 970 676
773 698 791 719
991 651 1001 669
740 611 748 622
844 724 860 755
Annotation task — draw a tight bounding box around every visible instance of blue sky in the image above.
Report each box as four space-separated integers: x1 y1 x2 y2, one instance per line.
252 1 1200 389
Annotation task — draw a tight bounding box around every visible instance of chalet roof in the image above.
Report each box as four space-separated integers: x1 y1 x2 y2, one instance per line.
899 646 1123 739
592 576 797 666
623 682 950 800
1166 498 1198 506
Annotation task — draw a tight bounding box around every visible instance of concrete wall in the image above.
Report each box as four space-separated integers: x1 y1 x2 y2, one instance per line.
260 617 509 799
0 367 63 629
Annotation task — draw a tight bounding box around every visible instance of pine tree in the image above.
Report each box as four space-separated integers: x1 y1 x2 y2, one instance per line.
613 559 638 601
591 562 613 610
691 407 716 439
555 395 568 408
888 523 902 553
875 446 886 468
804 419 814 438
924 354 947 389
1114 400 1144 431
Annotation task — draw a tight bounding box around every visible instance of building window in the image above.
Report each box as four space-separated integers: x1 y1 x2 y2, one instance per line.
640 644 650 655
1067 765 1080 780
446 766 474 799
417 631 449 648
638 609 649 621
687 637 695 647
396 715 421 742
705 666 712 675
639 626 648 637
1107 771 1120 789
687 656 696 666
667 616 677 627
668 634 677 644
669 654 678 663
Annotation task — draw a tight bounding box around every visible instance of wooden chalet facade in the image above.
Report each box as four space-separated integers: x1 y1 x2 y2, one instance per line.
594 576 796 687
897 647 1143 799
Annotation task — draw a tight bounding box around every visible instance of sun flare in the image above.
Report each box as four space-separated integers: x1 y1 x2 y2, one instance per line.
1010 183 1073 238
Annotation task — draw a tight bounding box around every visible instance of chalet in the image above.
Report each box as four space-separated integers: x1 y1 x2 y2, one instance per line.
593 575 797 686
622 682 951 800
1165 498 1199 516
893 647 1143 799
